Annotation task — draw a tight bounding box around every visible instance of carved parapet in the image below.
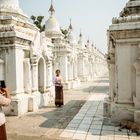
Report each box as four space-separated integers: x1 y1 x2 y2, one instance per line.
109 29 140 40
15 26 34 38
119 6 131 17
53 44 72 53
15 38 31 47
0 17 36 45
0 37 15 46
119 1 140 17
45 31 64 39
0 24 14 32
112 15 140 24
0 35 31 48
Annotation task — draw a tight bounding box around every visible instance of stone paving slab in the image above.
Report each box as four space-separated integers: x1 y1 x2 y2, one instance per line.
86 134 100 140
100 135 114 140
73 132 87 140
90 124 102 130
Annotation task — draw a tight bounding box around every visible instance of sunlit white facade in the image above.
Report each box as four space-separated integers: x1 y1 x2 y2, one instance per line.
0 0 106 116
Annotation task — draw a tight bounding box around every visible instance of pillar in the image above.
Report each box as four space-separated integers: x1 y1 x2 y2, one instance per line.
3 47 29 116
24 58 32 94
133 60 140 109
109 64 115 101
46 60 53 87
60 55 68 82
6 47 24 94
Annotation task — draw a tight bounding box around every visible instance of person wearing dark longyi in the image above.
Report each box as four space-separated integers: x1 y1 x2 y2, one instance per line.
54 70 64 107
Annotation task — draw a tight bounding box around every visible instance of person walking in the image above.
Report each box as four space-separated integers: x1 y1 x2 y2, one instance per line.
54 69 64 107
0 80 11 140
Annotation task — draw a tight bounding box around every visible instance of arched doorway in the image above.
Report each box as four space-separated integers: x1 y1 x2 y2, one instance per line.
38 58 45 93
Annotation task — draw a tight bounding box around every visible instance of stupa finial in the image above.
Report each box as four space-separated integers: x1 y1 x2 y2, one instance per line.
69 18 73 30
49 0 55 16
79 29 82 37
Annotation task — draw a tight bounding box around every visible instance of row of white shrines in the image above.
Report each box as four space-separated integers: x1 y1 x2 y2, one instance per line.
0 0 107 116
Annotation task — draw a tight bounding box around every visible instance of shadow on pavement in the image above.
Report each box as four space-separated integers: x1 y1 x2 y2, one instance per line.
26 100 86 130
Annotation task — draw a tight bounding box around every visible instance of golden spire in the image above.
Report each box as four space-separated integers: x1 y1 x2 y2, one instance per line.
49 0 55 16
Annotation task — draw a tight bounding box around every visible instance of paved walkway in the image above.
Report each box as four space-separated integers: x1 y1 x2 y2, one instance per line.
60 76 140 140
7 74 140 140
60 94 105 140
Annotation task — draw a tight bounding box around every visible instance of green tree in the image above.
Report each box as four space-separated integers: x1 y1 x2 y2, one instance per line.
60 28 68 38
31 15 45 32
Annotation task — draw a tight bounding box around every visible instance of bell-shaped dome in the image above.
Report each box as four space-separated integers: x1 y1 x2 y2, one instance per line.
45 0 63 38
0 0 27 20
45 15 61 33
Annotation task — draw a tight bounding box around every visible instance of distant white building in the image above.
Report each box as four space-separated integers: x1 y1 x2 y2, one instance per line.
0 0 106 116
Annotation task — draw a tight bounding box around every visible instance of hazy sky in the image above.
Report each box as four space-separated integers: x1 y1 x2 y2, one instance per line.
20 0 128 53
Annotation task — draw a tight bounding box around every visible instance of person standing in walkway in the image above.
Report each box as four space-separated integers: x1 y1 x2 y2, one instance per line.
54 69 64 107
0 81 11 140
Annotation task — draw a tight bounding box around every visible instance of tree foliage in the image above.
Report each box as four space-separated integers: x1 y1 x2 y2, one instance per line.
60 28 68 38
30 15 45 32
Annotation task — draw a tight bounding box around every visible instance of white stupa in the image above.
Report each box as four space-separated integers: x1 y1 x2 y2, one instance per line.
0 0 27 19
45 0 63 39
78 30 85 48
67 19 77 44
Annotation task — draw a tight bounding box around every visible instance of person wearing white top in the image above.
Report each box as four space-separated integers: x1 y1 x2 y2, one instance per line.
0 81 11 140
54 69 64 107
